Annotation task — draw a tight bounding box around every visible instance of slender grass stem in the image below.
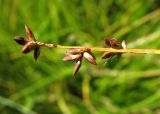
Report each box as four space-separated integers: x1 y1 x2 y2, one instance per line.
37 42 160 54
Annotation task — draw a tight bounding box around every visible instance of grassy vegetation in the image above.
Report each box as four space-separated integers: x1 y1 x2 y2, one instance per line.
0 0 160 114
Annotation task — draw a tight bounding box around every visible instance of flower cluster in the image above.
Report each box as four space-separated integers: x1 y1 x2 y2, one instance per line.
102 38 127 59
14 25 128 76
14 25 40 60
63 48 96 76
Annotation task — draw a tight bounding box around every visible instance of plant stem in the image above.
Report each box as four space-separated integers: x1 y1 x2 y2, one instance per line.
37 42 160 54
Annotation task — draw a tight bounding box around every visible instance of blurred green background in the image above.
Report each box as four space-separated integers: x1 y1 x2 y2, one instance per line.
0 0 160 114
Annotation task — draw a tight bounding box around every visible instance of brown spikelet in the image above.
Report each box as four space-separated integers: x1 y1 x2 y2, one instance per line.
102 38 127 59
25 24 36 41
102 52 116 59
105 38 119 48
14 24 41 60
67 49 81 55
83 52 97 65
73 60 82 76
14 36 27 45
22 41 37 54
63 54 82 61
34 47 41 61
22 44 31 54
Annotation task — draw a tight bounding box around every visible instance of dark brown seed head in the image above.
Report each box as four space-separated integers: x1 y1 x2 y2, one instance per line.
73 60 82 76
14 36 27 45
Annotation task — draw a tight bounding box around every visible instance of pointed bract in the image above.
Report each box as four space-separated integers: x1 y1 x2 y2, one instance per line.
34 47 41 61
102 52 115 59
88 51 96 59
25 24 36 41
14 36 27 45
73 60 81 76
83 52 97 65
22 41 37 54
63 54 82 61
22 44 31 54
121 40 127 49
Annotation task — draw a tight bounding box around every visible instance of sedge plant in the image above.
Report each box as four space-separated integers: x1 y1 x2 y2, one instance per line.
14 25 160 76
